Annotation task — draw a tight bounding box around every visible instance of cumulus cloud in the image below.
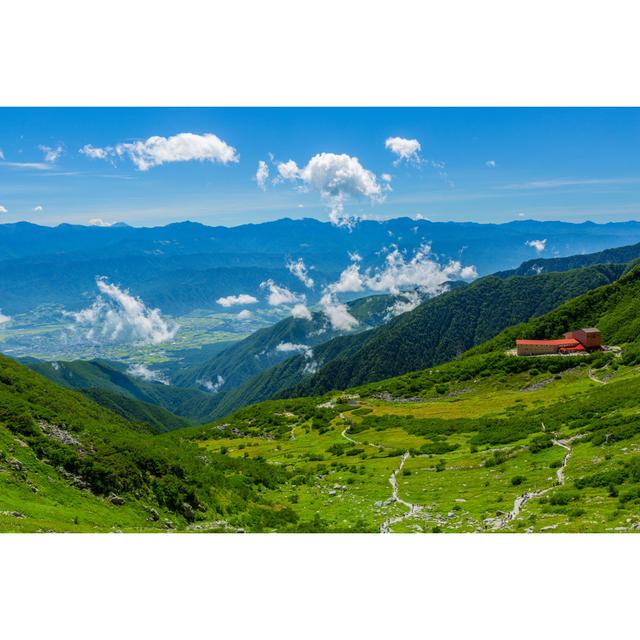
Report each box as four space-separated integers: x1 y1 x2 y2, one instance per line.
385 136 422 165
525 239 547 252
88 218 114 227
275 152 383 227
486 160 497 168
0 205 7 214
127 363 169 385
216 294 258 307
255 160 269 190
33 205 43 212
319 293 359 331
287 258 314 288
0 311 11 325
79 132 238 171
329 262 365 294
260 279 304 306
198 375 225 393
39 144 63 163
291 303 312 320
238 309 253 319
328 244 477 297
69 277 178 345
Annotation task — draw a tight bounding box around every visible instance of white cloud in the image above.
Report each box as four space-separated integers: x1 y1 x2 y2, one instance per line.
525 239 547 252
381 173 392 182
33 205 43 212
69 277 178 345
319 293 359 331
260 279 304 306
486 160 497 168
80 144 110 159
291 303 312 320
198 375 225 393
287 258 314 288
0 205 7 214
329 262 365 294
276 152 383 227
276 342 314 359
255 160 269 190
216 294 258 307
238 309 253 319
127 363 169 385
328 244 477 297
80 132 238 171
276 159 300 181
460 265 479 279
1 161 52 170
385 136 422 165
0 311 11 325
39 144 63 163
0 149 3 160
385 290 423 319
275 342 317 374
87 218 114 227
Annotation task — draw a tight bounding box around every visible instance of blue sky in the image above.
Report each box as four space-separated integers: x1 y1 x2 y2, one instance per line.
1 107 640 227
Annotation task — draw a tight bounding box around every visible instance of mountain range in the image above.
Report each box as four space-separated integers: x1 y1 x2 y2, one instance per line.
4 218 640 314
4 240 640 531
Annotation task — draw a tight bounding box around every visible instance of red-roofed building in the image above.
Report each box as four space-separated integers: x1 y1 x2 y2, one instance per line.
515 327 602 356
516 338 580 356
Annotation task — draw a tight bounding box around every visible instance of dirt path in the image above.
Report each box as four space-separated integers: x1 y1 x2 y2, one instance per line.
340 426 358 444
340 417 384 449
380 452 420 533
588 367 607 384
486 434 583 530
338 416 416 532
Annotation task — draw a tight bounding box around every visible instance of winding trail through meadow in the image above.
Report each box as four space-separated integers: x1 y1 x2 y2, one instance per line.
487 434 583 530
339 417 415 533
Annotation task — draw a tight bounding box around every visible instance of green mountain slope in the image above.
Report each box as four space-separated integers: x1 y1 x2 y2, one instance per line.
469 259 640 357
24 359 222 427
0 354 302 532
5 263 640 532
206 263 625 416
169 264 640 532
495 240 640 277
172 292 396 391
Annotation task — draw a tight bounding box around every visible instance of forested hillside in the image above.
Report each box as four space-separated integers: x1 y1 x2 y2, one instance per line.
209 263 625 413
24 359 222 428
173 292 395 391
469 261 640 357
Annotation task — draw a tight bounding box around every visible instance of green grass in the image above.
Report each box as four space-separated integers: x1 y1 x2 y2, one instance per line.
184 357 640 532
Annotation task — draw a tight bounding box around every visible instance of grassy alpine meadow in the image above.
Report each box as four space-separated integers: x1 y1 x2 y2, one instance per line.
4 339 640 532
183 351 640 532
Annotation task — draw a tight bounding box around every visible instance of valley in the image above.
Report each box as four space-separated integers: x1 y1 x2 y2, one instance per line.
3 219 640 533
